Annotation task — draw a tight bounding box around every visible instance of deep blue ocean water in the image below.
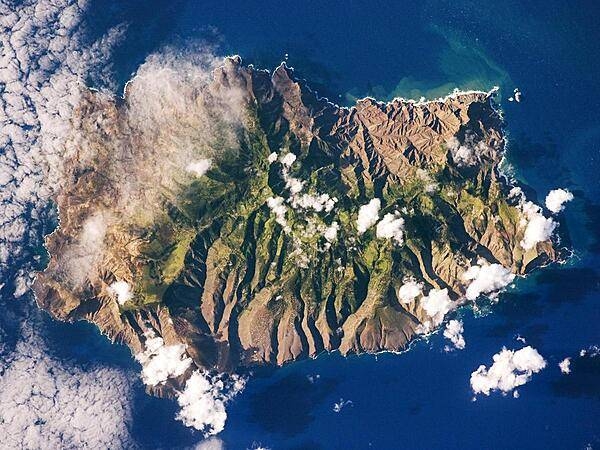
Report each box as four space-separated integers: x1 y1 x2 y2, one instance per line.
11 0 600 448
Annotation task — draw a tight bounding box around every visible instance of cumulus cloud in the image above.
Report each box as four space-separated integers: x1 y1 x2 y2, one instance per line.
108 280 133 305
443 319 465 350
290 192 337 213
357 198 381 234
519 201 557 250
266 196 290 232
545 188 573 214
420 288 453 327
323 221 340 243
462 261 515 301
0 309 135 449
279 152 297 167
267 152 278 164
247 444 271 450
470 346 546 396
397 279 423 304
274 151 338 218
176 370 246 437
558 357 571 374
376 212 405 245
135 330 193 386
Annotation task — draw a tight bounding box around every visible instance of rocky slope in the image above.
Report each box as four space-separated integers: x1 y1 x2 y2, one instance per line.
33 57 557 393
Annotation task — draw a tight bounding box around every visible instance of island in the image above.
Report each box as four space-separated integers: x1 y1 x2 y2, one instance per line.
33 56 558 400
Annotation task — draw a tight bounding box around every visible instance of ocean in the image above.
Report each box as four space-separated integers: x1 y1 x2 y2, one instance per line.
3 0 599 448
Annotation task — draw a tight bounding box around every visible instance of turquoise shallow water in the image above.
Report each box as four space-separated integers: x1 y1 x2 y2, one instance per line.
4 0 599 448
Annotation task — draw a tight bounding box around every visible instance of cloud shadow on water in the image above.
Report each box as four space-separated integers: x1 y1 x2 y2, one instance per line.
552 355 600 399
247 373 338 437
483 265 599 342
534 267 600 306
583 200 600 255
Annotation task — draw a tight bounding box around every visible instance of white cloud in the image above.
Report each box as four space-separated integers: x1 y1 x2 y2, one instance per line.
508 186 524 200
356 198 381 234
247 444 271 450
545 188 573 214
62 211 111 286
443 319 465 350
276 154 338 218
323 221 340 243
462 261 515 301
135 330 193 386
279 152 296 167
267 152 278 163
558 357 571 374
266 196 290 232
580 345 600 357
290 192 337 213
446 135 490 167
420 288 453 327
176 370 246 437
283 172 305 195
447 136 475 167
376 212 405 245
521 214 557 250
519 201 557 250
470 346 546 396
416 168 438 193
0 315 135 449
194 437 225 450
186 159 213 177
108 280 133 305
397 279 423 304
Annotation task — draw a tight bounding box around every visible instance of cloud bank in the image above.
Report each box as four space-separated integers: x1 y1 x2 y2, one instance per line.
1 0 253 441
0 305 135 449
0 0 122 292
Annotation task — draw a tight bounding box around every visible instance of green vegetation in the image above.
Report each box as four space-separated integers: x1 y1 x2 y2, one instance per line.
119 94 535 339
